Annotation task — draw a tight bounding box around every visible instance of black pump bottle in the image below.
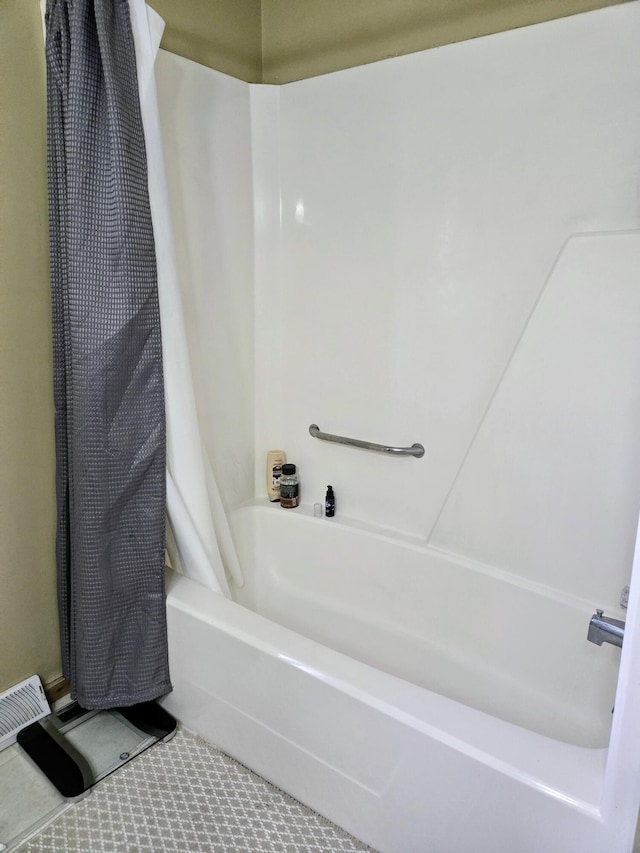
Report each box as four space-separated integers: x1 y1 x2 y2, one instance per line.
325 485 335 517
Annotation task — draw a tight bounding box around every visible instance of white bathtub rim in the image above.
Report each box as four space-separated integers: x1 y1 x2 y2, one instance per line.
235 500 627 617
166 569 606 817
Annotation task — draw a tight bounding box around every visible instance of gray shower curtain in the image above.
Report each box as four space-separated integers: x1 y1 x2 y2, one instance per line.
46 0 171 709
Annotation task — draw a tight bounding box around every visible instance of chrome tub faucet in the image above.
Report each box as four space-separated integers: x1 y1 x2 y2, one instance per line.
588 609 625 648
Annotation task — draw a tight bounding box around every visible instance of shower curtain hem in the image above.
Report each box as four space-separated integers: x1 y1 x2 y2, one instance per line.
71 681 173 711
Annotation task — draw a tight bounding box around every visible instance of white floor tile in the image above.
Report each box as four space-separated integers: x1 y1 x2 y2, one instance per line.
16 727 376 852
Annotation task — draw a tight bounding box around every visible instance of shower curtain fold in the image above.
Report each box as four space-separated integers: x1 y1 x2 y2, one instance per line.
129 0 242 597
46 0 171 708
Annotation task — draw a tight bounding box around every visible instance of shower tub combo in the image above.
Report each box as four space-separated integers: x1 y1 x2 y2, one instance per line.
162 503 640 853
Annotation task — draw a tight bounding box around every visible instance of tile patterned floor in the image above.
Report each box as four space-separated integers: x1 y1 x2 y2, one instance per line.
17 727 377 852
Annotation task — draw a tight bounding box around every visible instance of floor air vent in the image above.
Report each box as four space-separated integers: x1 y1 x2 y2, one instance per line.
0 675 51 752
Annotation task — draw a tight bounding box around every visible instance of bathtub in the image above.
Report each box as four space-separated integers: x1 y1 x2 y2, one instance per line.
161 502 640 853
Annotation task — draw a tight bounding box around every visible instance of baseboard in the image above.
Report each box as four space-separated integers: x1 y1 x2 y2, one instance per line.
43 676 70 705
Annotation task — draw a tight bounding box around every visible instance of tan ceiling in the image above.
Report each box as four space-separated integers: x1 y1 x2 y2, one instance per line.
149 0 629 84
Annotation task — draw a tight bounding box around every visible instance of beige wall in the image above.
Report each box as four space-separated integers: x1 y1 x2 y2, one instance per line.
0 0 59 692
151 0 263 82
261 0 628 83
155 0 629 83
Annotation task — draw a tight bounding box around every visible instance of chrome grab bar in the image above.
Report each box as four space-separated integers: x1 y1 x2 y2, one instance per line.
309 424 425 459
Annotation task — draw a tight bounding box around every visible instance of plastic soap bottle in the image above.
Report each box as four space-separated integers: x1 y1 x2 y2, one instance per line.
279 464 300 508
266 451 286 501
325 485 335 517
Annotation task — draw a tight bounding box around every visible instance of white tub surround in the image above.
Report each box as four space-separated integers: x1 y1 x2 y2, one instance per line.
156 3 640 852
253 1 640 586
155 52 256 515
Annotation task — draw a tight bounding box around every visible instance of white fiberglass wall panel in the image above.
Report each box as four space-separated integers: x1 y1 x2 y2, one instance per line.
255 3 640 601
156 51 255 509
432 232 640 608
